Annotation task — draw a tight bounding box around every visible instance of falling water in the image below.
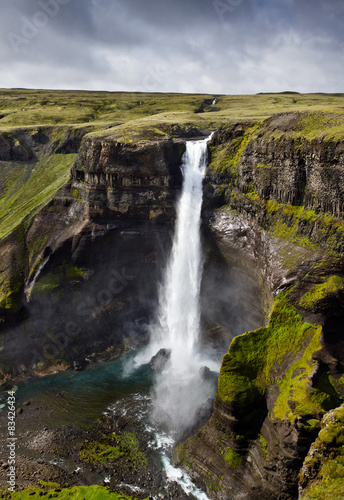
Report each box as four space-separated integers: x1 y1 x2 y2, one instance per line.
155 136 210 367
150 134 216 434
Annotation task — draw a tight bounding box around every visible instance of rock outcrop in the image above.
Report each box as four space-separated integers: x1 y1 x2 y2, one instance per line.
299 404 344 499
72 135 185 222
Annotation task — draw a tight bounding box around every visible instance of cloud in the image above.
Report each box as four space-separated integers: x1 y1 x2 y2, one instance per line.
0 0 343 93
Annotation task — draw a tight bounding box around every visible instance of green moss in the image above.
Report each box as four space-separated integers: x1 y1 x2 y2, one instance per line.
218 292 336 425
175 441 193 469
247 190 260 201
273 328 326 422
224 447 241 468
303 476 344 500
209 124 260 176
318 407 344 446
299 276 344 312
27 234 50 264
32 272 61 294
63 262 86 280
78 432 147 470
0 271 25 311
0 153 77 240
71 187 82 203
32 262 86 296
28 256 44 279
203 470 223 492
0 483 143 499
300 405 344 500
258 434 269 460
264 201 316 251
263 201 344 255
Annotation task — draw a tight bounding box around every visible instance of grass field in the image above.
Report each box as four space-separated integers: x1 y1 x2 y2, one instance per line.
1 89 344 137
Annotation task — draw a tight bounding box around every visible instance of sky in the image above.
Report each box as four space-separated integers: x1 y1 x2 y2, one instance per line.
1 0 344 94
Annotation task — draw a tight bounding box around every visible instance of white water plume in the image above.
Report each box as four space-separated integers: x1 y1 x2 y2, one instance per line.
150 134 216 432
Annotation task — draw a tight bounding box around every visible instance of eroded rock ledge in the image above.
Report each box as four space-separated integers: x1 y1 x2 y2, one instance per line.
72 136 185 222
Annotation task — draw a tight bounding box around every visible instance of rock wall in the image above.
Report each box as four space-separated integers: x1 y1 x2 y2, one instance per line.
239 134 344 217
0 132 186 378
72 136 185 223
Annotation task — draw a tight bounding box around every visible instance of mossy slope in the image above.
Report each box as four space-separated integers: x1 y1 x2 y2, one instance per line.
300 405 344 500
217 292 337 427
0 482 143 499
78 432 147 472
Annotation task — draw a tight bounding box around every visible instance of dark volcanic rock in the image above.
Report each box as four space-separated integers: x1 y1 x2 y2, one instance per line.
150 348 171 372
72 136 185 223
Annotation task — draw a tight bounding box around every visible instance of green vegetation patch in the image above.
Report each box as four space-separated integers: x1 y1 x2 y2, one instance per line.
300 405 344 500
318 406 344 446
209 123 260 176
299 276 344 313
272 328 337 422
226 190 344 260
258 434 269 460
78 432 147 470
0 271 24 311
295 111 344 141
0 227 27 312
0 153 77 239
218 292 333 424
265 200 344 255
0 482 142 499
224 446 242 468
32 262 86 297
2 90 344 134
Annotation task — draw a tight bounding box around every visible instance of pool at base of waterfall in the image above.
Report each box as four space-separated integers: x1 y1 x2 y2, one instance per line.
0 353 215 499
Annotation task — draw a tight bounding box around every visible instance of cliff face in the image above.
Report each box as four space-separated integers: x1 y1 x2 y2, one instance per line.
239 118 344 217
0 132 188 378
72 135 185 222
177 115 344 499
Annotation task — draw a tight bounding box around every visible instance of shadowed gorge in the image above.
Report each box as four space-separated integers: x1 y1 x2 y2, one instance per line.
0 90 344 499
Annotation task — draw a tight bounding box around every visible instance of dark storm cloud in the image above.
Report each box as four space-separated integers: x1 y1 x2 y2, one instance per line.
0 0 343 93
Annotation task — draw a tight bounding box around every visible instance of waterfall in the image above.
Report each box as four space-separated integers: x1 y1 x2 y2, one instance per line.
150 134 215 433
155 136 210 368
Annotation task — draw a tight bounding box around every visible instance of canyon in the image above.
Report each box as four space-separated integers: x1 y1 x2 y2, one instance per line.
0 91 344 499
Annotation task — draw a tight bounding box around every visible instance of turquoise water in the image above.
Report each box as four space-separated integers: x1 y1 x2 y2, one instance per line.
3 353 154 428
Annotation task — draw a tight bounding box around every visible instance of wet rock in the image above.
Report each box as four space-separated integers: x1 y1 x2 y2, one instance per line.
199 366 211 381
73 361 83 371
149 348 171 372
